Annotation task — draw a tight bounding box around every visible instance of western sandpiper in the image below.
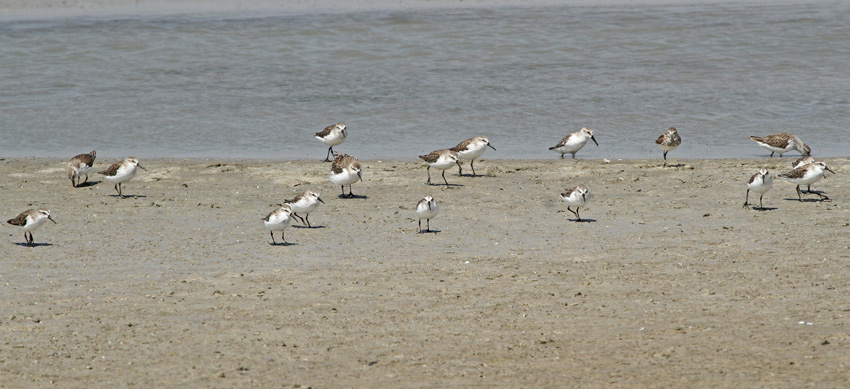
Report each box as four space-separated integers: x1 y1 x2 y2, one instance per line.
778 161 834 201
749 133 810 157
7 209 55 246
315 122 347 162
655 127 681 167
743 168 773 210
549 127 598 159
330 152 362 197
263 204 293 245
285 190 324 228
419 149 459 186
451 136 496 176
67 150 96 188
98 157 145 198
560 185 591 222
415 195 440 233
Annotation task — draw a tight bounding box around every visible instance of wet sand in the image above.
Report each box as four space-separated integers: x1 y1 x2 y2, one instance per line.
1 156 848 387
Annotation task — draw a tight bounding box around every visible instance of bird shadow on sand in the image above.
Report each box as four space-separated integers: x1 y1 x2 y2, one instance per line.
338 194 368 199
783 194 830 203
292 225 326 229
109 194 147 199
268 241 297 246
426 183 464 187
663 163 686 168
418 229 441 234
74 180 101 188
569 218 597 223
749 207 778 211
14 242 53 247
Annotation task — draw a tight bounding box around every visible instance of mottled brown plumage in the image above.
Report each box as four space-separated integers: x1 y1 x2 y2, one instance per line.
331 153 359 174
98 161 122 177
67 150 96 187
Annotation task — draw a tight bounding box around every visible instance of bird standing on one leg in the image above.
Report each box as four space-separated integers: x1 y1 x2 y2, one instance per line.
655 127 681 167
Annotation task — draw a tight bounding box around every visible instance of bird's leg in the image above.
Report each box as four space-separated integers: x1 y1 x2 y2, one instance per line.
567 206 579 218
456 160 463 176
305 214 312 228
427 219 431 232
770 151 775 157
270 231 276 245
743 189 751 209
442 170 449 186
340 185 345 196
418 219 422 233
281 232 286 245
796 185 803 201
347 185 354 198
426 166 432 184
759 194 764 209
576 208 582 222
83 174 89 185
324 147 333 162
470 160 477 176
663 151 668 167
560 153 565 159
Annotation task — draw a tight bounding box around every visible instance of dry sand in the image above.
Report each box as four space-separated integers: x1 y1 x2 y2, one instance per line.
1 156 848 387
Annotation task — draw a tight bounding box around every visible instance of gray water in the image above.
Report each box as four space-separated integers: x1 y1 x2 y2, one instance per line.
1 2 848 160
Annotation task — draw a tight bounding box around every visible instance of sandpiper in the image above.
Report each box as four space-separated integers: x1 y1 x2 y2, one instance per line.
67 150 96 187
315 122 347 162
7 209 55 246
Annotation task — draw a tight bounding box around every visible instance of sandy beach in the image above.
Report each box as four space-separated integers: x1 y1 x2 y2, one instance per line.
1 156 848 387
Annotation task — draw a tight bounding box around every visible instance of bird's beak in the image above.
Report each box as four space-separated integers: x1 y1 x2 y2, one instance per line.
591 136 599 146
488 143 497 151
582 193 586 201
318 197 325 204
357 170 363 180
138 164 147 170
48 215 56 224
826 166 835 175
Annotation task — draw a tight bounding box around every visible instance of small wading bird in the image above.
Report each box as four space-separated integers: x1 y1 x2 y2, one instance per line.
560 185 591 222
415 195 440 233
67 150 96 187
330 152 362 198
284 190 325 228
655 127 681 167
549 127 598 159
263 204 293 245
98 157 146 198
419 149 459 186
451 136 496 176
315 122 347 162
743 168 773 210
7 209 56 246
778 161 835 201
749 132 810 157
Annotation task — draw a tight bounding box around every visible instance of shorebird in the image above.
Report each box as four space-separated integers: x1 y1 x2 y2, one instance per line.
7 209 55 246
98 157 145 198
749 133 810 157
330 152 362 197
284 190 324 228
263 205 293 245
315 122 347 162
415 195 440 233
549 127 598 159
743 168 773 210
560 185 591 222
655 127 681 167
778 161 834 201
67 150 96 187
451 136 496 176
419 149 459 186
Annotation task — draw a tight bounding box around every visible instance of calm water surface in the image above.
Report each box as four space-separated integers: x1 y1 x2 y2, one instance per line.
1 2 848 160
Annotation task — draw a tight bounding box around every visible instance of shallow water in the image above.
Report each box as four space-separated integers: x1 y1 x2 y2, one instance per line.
1 1 848 160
